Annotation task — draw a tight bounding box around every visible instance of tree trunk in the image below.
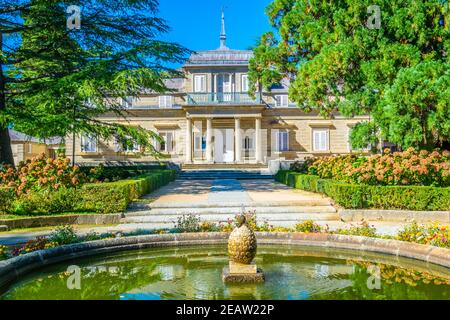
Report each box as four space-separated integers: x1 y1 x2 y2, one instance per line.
0 32 15 166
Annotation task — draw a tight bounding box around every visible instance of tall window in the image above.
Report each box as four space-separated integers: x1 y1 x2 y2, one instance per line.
158 132 174 153
243 136 253 150
276 130 289 151
122 96 133 108
194 134 205 151
159 95 173 108
81 134 97 153
313 129 329 152
241 74 249 92
115 137 139 153
275 95 289 107
194 75 206 92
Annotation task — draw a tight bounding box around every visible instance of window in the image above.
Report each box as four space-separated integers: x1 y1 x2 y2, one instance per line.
159 95 173 108
241 74 249 92
115 137 139 153
243 136 253 150
81 134 97 153
158 132 174 153
277 130 289 152
122 96 133 108
313 129 329 152
194 134 206 151
28 143 32 154
275 95 289 107
194 75 206 92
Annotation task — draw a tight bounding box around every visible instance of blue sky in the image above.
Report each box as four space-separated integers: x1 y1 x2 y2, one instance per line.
158 0 273 54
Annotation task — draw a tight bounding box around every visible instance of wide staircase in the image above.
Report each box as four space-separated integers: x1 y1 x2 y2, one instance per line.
121 170 338 229
178 169 273 180
123 199 338 228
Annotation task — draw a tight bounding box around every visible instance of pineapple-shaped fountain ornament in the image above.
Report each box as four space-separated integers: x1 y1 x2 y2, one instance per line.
222 214 265 283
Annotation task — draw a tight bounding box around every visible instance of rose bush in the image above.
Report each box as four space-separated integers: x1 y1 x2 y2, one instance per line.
307 148 449 187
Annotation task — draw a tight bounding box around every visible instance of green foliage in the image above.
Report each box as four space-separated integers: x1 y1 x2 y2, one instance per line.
0 154 86 195
289 158 315 174
48 225 78 246
11 237 58 256
251 0 450 149
335 221 378 238
0 187 14 214
294 220 323 233
349 122 379 152
81 164 167 182
175 214 202 233
1 1 190 165
0 245 10 261
276 171 450 211
11 188 78 215
396 222 450 248
6 170 176 215
308 148 450 187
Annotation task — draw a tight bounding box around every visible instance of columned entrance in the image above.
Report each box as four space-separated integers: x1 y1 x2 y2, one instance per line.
183 105 265 165
185 116 263 165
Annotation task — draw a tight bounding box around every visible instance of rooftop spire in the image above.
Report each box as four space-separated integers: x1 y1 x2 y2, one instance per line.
219 8 228 50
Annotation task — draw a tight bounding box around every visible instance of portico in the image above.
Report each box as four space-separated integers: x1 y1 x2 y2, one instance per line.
184 106 265 164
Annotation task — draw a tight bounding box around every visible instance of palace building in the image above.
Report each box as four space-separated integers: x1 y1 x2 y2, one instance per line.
65 12 369 170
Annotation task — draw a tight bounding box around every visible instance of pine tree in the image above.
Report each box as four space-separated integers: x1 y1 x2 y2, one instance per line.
0 0 189 165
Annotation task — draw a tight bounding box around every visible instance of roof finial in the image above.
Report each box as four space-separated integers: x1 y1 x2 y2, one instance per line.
219 7 228 50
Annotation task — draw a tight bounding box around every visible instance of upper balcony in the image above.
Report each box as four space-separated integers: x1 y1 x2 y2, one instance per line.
187 92 262 105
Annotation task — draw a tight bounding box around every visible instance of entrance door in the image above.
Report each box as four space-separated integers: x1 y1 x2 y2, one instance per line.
217 74 232 102
214 129 234 163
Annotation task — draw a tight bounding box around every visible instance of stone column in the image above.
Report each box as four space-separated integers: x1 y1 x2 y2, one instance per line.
185 118 193 163
206 118 213 163
235 118 242 163
255 117 262 163
214 74 218 102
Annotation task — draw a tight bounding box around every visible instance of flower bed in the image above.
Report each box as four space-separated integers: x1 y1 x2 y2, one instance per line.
0 170 176 215
1 216 448 262
275 171 450 211
301 148 449 187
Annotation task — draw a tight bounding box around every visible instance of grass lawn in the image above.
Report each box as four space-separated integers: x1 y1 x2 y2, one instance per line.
0 212 115 220
0 224 119 234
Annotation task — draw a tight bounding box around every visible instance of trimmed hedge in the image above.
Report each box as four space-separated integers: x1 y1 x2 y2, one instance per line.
0 187 15 214
3 170 176 215
275 171 450 211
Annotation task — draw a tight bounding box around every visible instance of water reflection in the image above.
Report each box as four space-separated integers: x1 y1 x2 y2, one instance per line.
1 245 449 300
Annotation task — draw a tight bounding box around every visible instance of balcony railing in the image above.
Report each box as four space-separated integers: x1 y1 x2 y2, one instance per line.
187 92 262 105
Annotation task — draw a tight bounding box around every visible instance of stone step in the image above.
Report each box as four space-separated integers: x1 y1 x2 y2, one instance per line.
182 164 268 170
178 175 273 180
126 205 336 216
121 212 340 224
135 199 332 209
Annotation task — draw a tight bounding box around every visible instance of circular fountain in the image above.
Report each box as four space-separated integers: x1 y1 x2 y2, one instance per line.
0 232 449 300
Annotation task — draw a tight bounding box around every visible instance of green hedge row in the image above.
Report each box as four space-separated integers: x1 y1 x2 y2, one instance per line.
275 171 450 211
0 170 176 215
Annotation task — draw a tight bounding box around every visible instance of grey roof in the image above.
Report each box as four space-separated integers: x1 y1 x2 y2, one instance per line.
9 129 62 145
185 49 253 67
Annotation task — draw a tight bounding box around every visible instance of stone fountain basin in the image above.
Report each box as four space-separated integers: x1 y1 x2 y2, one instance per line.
0 232 449 292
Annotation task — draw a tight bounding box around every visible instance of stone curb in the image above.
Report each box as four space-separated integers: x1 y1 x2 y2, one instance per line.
0 232 449 291
0 214 123 230
339 209 450 223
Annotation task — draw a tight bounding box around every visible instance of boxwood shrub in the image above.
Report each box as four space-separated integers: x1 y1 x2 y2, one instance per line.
0 187 15 214
275 171 450 211
6 170 176 215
